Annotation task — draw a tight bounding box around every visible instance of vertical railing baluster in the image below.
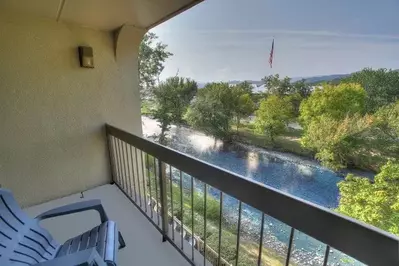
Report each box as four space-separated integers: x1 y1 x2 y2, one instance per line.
169 165 175 240
285 228 295 266
114 138 122 187
203 184 207 266
158 160 169 242
217 192 223 266
257 213 265 266
323 245 330 266
179 170 184 250
121 140 129 193
153 157 160 225
146 153 153 218
118 139 127 192
235 201 242 266
122 141 130 196
135 147 143 207
124 143 134 200
191 176 195 262
106 134 117 183
112 137 121 185
140 150 148 213
129 144 138 201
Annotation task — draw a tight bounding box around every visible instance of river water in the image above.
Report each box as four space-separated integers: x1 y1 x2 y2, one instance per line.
142 117 368 265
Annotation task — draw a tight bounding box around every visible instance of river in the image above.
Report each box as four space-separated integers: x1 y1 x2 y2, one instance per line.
141 117 368 265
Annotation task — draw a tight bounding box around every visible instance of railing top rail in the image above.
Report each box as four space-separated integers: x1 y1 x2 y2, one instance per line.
106 124 399 266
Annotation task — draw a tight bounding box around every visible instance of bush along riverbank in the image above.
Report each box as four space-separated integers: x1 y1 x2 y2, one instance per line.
234 123 385 174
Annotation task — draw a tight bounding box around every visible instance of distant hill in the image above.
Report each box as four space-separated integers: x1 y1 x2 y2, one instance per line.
292 74 350 84
198 80 263 88
198 73 351 90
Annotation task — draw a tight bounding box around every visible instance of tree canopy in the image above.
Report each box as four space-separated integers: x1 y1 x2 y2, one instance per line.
343 68 399 112
186 82 255 141
301 114 374 170
338 161 399 235
186 83 235 141
234 81 254 96
254 95 294 141
152 77 197 144
262 74 292 96
139 32 173 98
374 101 399 140
231 85 255 130
299 83 366 128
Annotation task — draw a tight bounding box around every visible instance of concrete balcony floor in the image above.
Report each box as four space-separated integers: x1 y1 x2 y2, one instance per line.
25 184 191 266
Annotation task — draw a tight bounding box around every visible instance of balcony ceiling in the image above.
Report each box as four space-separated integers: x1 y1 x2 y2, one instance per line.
0 0 203 30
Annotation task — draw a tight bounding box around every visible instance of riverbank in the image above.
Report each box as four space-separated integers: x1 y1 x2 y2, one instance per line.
235 124 381 174
235 125 313 158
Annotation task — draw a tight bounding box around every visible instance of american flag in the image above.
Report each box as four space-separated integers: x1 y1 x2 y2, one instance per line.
269 39 274 68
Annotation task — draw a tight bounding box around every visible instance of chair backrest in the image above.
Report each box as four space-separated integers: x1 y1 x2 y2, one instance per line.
0 189 60 265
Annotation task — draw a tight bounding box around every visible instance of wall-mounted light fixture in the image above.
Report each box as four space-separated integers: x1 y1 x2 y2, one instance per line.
78 46 94 68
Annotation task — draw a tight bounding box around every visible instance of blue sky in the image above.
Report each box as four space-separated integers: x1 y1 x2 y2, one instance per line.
151 0 399 82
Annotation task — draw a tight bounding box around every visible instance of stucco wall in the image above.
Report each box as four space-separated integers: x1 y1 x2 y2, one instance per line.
0 12 145 207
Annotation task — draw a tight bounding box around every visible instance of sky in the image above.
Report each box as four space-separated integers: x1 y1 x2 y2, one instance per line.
151 0 399 82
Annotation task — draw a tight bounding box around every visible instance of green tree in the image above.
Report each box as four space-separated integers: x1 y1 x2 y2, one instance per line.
254 95 294 142
374 101 399 140
299 83 366 129
231 85 255 131
301 114 374 170
152 77 197 144
139 32 173 98
185 83 235 141
337 161 399 235
291 79 312 98
235 81 254 96
262 74 291 96
343 68 399 112
261 75 311 116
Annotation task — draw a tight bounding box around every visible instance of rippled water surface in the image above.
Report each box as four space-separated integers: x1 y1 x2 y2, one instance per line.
142 117 368 265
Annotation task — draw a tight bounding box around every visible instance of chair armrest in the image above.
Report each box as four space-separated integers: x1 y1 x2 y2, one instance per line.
35 199 108 223
35 247 107 266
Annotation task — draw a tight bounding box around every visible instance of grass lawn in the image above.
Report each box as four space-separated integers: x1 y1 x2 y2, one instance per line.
235 124 314 158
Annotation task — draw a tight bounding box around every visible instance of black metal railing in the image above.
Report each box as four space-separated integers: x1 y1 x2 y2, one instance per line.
105 124 399 266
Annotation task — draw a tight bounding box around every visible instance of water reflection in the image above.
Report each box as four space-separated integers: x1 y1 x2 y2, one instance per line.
143 116 341 208
143 117 365 265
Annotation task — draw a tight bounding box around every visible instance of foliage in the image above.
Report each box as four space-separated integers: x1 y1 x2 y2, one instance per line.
235 81 254 96
186 82 254 141
301 114 374 170
254 95 294 142
152 77 197 144
261 75 311 116
299 83 366 129
291 79 312 98
139 32 173 98
338 161 399 235
374 101 399 140
262 74 292 96
343 68 399 112
231 85 255 130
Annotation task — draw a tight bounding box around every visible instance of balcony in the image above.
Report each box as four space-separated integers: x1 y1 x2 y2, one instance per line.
1 1 398 265
25 184 191 266
22 125 399 266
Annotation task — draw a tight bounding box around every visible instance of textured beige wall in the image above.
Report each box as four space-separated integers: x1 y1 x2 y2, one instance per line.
0 12 145 207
